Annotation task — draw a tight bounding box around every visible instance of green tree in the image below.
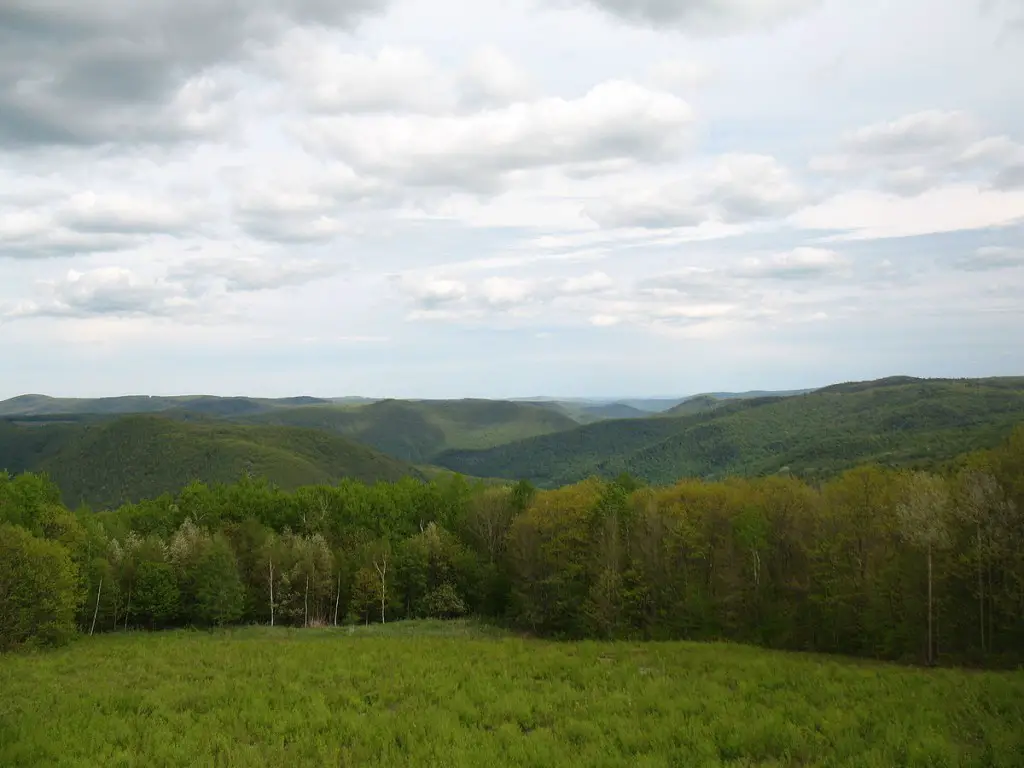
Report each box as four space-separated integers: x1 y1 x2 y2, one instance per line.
0 524 80 650
131 561 179 629
896 471 953 665
193 535 245 627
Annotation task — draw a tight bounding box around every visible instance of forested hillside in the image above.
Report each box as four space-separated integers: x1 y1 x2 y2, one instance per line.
236 399 579 463
437 377 1024 486
0 394 330 417
3 427 1023 668
0 416 420 509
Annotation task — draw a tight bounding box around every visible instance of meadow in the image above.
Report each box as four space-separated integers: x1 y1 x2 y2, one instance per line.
2 621 1022 767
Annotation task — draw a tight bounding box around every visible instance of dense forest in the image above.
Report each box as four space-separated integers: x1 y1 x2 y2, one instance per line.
3 425 1023 668
437 377 1024 486
5 377 1024 509
0 416 422 509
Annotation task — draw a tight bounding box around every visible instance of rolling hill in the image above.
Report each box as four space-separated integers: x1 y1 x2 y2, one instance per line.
434 377 1024 487
0 395 582 465
0 415 421 509
0 394 332 418
235 399 580 463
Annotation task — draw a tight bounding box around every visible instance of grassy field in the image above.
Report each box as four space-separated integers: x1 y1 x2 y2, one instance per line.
1 622 1021 767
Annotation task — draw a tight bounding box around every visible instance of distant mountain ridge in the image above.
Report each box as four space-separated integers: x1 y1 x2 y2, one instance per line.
435 377 1024 486
5 376 1024 496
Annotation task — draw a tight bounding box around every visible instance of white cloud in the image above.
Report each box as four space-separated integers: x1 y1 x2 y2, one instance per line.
645 58 714 92
8 267 199 319
559 271 615 295
57 191 204 235
587 153 802 229
294 79 695 191
734 247 849 279
811 110 1024 196
270 34 457 114
480 276 537 308
460 46 536 107
794 184 1024 240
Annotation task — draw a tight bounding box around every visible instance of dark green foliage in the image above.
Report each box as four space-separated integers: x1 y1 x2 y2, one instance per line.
0 523 79 650
130 561 179 629
240 398 580 463
0 415 421 508
2 415 1024 675
437 377 1024 486
192 536 245 627
0 394 331 417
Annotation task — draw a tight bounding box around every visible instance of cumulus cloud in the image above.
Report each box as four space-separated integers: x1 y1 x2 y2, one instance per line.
394 269 621 320
294 80 695 191
5 252 342 321
460 46 536 108
8 267 199 319
0 0 391 148
733 247 850 280
269 35 456 114
0 189 206 259
811 110 1024 196
577 0 820 33
587 153 802 229
227 163 394 242
56 191 204 234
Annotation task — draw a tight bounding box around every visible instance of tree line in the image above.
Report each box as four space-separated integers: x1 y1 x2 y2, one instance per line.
2 427 1023 666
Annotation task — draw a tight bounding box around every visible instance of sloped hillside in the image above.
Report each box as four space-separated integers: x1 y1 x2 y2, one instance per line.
0 415 421 509
435 377 1024 486
240 399 580 463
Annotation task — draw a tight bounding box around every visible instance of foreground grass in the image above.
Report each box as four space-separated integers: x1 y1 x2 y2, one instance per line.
1 621 1022 767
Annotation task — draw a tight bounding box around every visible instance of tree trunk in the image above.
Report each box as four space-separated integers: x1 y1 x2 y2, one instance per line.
269 558 275 628
987 557 994 653
125 583 132 632
334 572 342 627
304 574 309 628
90 578 103 637
927 543 933 666
374 557 388 625
977 524 985 654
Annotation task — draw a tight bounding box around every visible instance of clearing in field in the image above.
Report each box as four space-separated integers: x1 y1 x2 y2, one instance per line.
1 621 1021 767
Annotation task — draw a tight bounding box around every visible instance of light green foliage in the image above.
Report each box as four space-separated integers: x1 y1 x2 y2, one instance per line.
1 624 1022 766
0 523 80 650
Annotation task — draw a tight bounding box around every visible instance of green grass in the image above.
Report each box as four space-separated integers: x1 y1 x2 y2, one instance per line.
2 622 1021 767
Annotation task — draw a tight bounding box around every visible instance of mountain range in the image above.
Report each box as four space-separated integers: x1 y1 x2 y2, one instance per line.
2 376 1022 507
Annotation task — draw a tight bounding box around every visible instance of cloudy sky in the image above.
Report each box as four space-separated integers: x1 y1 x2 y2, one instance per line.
2 0 1023 399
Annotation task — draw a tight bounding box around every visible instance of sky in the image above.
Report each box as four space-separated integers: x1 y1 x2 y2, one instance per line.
1 0 1023 400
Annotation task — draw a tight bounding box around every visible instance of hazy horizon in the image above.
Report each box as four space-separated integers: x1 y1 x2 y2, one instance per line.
2 371 1019 404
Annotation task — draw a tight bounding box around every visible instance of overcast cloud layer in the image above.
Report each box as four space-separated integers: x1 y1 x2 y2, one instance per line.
2 0 1023 398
